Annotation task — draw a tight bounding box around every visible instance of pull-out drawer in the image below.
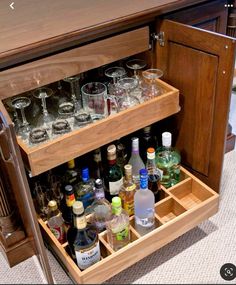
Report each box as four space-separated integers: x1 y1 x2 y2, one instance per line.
39 167 219 284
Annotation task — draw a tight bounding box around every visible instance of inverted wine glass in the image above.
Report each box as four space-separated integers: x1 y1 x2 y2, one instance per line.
105 66 126 98
11 96 31 139
142 69 164 100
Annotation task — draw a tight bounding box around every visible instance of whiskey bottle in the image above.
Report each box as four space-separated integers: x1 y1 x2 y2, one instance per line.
140 125 158 164
67 201 101 270
106 196 130 251
119 164 136 216
91 148 104 180
63 159 79 186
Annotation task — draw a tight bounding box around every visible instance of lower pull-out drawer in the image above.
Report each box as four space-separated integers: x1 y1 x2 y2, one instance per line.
39 167 219 284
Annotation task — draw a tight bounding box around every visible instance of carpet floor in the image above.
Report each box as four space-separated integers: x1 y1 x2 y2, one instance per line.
1 150 236 284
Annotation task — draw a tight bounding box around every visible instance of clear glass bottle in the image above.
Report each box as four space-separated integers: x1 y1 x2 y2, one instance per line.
63 159 79 186
134 169 155 236
47 200 66 244
128 137 145 188
119 164 136 216
146 148 162 203
67 201 101 270
106 197 130 251
105 144 123 201
75 167 94 209
156 132 181 188
85 179 112 232
61 185 76 231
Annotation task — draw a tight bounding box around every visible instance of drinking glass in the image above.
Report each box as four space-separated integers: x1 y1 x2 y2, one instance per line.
117 78 140 111
11 96 31 139
29 127 49 145
63 75 82 113
32 87 55 128
34 182 50 219
81 82 118 121
52 119 71 135
105 66 126 98
142 69 164 100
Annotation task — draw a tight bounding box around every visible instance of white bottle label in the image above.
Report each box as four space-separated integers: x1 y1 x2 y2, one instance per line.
75 241 101 270
109 177 123 195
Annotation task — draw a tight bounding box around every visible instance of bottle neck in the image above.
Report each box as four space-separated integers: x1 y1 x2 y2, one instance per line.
66 193 75 207
95 188 105 200
112 205 122 215
147 157 156 167
125 172 133 183
108 158 116 166
73 213 87 229
140 176 148 190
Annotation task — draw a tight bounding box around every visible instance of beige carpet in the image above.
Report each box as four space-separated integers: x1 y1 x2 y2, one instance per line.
1 150 236 284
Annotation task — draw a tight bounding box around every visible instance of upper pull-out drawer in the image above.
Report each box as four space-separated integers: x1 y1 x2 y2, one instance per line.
0 27 149 100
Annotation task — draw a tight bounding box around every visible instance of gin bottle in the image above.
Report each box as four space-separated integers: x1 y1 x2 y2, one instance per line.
128 137 145 188
85 179 112 232
106 197 130 251
156 132 181 188
119 164 136 216
67 201 101 270
134 169 155 236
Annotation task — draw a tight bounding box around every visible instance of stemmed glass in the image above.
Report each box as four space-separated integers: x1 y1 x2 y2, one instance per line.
105 66 126 98
142 69 164 100
11 96 31 139
117 78 140 111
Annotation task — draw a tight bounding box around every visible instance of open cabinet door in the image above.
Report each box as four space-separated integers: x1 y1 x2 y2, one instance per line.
156 19 236 193
0 101 53 283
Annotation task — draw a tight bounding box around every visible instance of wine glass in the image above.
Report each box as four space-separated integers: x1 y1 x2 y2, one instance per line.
11 96 31 139
142 69 164 100
105 66 126 98
117 78 140 111
32 87 55 129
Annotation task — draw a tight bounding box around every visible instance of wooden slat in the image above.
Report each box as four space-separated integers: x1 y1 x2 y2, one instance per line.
0 27 149 100
17 79 179 176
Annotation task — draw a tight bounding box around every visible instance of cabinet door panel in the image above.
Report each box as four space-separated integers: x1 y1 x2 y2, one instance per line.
156 20 236 192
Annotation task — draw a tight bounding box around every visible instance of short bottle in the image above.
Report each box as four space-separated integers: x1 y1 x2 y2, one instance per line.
105 144 123 201
75 167 94 209
156 132 181 188
119 164 136 216
62 185 76 230
85 179 112 233
67 201 101 270
134 169 155 236
106 196 130 251
128 137 145 188
47 200 66 244
146 148 162 203
63 159 79 186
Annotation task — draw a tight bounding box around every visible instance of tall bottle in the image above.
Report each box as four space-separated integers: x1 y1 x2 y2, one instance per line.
134 169 155 236
75 167 94 209
61 185 76 230
63 159 79 186
67 201 101 270
91 148 104 180
140 125 158 164
105 144 123 201
128 137 145 188
156 132 181 188
146 148 162 203
106 197 130 251
119 164 136 216
47 200 66 244
116 140 128 173
85 179 112 233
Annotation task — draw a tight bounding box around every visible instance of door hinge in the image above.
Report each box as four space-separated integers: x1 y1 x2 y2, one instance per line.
151 32 165 47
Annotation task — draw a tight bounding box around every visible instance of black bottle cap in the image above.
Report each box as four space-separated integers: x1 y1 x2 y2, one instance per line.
95 179 103 189
64 185 73 194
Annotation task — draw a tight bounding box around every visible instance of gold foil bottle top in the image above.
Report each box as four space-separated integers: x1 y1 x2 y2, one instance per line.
72 201 84 215
48 200 58 211
67 159 75 169
143 125 151 133
107 144 117 160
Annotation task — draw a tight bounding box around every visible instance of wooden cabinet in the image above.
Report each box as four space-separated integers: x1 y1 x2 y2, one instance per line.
0 0 235 283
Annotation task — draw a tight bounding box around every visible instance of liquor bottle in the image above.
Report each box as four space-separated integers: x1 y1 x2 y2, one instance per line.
106 196 130 251
85 179 112 232
75 167 94 209
119 164 136 216
128 137 145 188
67 201 101 270
156 132 181 188
63 159 79 186
140 125 158 164
105 144 123 201
47 200 66 244
61 185 76 230
116 140 128 173
146 148 162 203
91 148 104 180
134 169 155 236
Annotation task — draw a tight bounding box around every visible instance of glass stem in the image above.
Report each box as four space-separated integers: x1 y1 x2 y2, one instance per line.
20 108 29 126
41 97 49 117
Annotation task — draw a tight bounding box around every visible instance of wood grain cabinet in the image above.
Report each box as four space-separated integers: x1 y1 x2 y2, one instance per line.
0 0 235 283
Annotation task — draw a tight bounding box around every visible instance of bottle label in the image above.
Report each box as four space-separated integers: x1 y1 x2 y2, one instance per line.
109 177 123 195
75 241 101 270
123 201 134 216
79 192 94 209
49 225 65 244
74 216 87 229
116 226 129 241
126 184 136 191
66 194 75 207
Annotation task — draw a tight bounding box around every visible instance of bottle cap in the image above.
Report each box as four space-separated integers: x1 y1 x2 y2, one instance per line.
67 159 75 169
64 185 73 194
131 137 139 152
111 196 121 208
147 147 155 159
162 132 172 147
93 148 102 162
95 178 103 189
124 164 132 174
107 144 116 160
82 167 89 182
48 200 58 211
143 126 151 134
72 201 84 215
139 168 148 176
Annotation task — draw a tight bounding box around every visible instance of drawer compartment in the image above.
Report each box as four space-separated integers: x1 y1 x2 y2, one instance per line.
39 167 219 284
16 79 180 176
